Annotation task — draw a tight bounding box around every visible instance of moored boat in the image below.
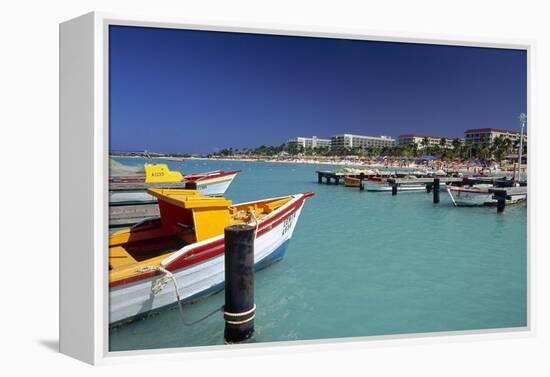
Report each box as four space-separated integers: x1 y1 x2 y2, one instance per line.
344 176 361 187
446 184 526 206
109 188 314 325
110 162 241 203
366 179 426 192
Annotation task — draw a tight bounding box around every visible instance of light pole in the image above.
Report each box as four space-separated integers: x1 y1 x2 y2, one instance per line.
517 113 527 182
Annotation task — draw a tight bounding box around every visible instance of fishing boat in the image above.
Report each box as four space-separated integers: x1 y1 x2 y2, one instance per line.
344 176 361 187
110 162 241 203
446 183 526 206
366 183 426 192
366 176 426 192
109 188 314 325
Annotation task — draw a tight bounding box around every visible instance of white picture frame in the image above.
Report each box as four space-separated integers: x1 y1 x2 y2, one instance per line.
59 11 535 365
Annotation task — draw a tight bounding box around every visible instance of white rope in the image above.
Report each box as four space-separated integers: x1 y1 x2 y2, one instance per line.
249 210 259 239
136 265 223 326
137 266 181 302
224 304 257 318
235 210 260 239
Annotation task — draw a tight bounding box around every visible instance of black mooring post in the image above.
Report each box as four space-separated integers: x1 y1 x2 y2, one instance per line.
185 180 198 190
392 184 398 196
224 224 255 343
359 173 365 191
318 173 322 184
335 177 340 185
433 178 440 203
497 198 506 213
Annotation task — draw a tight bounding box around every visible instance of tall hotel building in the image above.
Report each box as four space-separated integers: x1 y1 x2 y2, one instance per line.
330 134 396 149
464 128 524 147
287 136 331 149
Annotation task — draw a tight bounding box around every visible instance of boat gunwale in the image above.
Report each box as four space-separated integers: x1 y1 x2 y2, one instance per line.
109 192 312 288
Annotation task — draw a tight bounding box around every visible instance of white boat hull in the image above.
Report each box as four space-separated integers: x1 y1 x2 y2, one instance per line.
109 172 238 204
446 187 526 206
366 184 426 192
109 194 307 325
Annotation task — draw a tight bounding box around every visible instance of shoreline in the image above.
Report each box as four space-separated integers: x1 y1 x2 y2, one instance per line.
111 154 526 176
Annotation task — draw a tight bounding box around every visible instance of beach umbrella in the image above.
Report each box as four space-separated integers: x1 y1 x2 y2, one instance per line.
418 155 437 161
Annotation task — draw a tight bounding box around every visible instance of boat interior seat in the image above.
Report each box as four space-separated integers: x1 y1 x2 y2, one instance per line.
110 246 138 269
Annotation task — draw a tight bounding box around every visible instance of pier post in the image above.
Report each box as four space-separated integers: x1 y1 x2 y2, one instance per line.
359 173 364 191
318 173 322 184
433 178 440 203
392 184 398 196
224 224 255 343
326 176 331 184
185 181 198 190
335 177 340 185
497 198 506 213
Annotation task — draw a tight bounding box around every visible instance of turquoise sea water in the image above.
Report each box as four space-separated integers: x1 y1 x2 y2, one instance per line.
109 158 527 351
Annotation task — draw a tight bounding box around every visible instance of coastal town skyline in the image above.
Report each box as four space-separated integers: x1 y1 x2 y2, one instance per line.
109 26 527 154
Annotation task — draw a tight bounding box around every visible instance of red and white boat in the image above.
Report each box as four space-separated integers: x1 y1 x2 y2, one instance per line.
109 188 314 325
184 170 241 196
446 184 526 206
109 169 241 204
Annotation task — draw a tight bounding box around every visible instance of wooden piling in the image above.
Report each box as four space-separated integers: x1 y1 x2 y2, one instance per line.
224 224 255 343
359 173 365 191
392 184 398 196
497 199 506 213
318 172 322 184
433 178 440 203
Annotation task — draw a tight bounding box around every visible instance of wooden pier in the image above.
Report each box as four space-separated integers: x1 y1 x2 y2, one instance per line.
489 186 528 212
109 181 193 227
109 181 189 191
316 170 418 185
109 203 159 226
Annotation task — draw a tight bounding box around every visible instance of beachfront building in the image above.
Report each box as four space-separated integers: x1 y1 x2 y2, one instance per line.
397 134 459 148
464 128 524 147
287 136 331 150
330 134 396 149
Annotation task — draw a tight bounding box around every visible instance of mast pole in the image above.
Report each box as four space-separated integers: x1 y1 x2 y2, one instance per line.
517 113 526 182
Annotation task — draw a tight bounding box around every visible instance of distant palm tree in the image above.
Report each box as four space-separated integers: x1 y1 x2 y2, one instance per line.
421 137 430 154
439 137 447 149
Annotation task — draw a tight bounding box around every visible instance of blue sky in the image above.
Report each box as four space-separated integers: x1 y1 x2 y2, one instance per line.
109 26 527 154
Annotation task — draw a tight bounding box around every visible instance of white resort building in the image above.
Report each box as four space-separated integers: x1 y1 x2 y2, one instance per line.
397 134 459 148
287 136 331 149
330 134 396 149
464 128 524 147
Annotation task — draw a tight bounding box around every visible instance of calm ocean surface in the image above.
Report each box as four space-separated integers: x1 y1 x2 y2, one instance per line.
109 158 527 351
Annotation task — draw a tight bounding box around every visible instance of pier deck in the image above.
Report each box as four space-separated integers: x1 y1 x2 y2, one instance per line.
489 186 528 212
109 181 188 191
109 203 159 226
387 177 463 185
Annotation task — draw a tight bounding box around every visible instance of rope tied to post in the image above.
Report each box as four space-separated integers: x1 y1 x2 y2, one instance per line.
137 265 223 326
234 210 260 239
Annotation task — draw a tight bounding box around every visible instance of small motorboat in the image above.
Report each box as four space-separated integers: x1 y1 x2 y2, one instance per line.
366 177 426 192
446 183 526 206
109 161 241 203
109 188 314 325
344 175 362 187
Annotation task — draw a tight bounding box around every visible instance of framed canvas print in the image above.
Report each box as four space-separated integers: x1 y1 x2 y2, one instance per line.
59 12 533 365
